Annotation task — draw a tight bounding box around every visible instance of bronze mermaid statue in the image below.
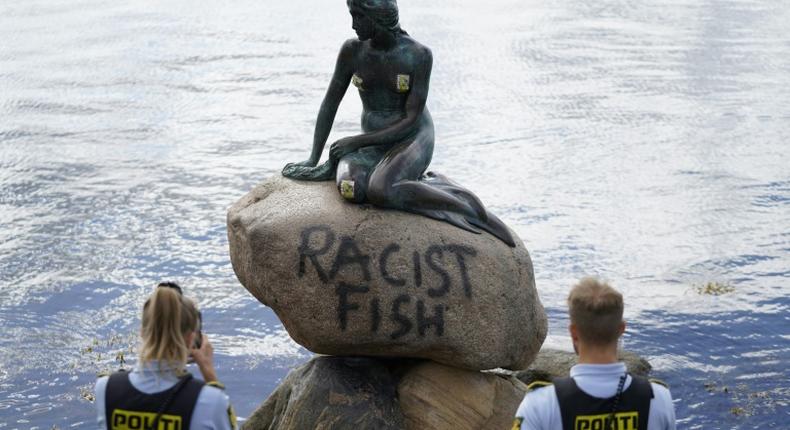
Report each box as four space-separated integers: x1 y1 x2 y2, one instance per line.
282 0 515 247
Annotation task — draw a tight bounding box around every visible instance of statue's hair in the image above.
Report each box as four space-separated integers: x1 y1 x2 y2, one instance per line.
347 0 407 35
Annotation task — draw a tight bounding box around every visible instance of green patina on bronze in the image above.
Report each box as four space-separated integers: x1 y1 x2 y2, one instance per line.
282 0 515 247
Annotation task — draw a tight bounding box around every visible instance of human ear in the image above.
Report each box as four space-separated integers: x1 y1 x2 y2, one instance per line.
569 323 580 354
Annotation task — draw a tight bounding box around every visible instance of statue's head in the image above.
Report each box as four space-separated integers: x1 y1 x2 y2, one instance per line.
346 0 404 40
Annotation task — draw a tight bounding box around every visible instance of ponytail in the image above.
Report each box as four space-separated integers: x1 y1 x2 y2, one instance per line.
139 285 200 372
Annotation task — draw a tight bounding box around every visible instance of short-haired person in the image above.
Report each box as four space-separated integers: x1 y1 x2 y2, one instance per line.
514 278 676 430
95 282 236 429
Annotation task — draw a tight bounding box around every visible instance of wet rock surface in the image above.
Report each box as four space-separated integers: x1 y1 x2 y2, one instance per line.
243 356 526 430
514 349 652 385
242 357 406 430
398 361 525 430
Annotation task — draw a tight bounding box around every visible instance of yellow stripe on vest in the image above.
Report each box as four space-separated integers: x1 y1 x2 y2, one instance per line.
111 409 182 430
649 378 669 389
574 411 638 430
207 380 226 390
527 380 553 391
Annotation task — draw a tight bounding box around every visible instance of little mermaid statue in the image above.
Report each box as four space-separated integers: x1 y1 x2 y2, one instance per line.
282 0 515 247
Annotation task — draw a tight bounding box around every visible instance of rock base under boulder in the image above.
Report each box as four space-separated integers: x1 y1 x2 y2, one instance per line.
398 361 525 430
514 349 651 386
243 356 526 430
243 350 653 430
244 356 406 430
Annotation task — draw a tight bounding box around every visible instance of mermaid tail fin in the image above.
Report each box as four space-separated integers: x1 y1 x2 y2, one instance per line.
418 209 484 234
422 172 488 221
406 171 516 247
405 205 516 248
466 209 516 247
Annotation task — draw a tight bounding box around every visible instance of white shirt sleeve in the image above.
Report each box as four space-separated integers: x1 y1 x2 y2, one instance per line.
515 386 562 430
94 376 109 429
190 385 234 430
648 383 676 430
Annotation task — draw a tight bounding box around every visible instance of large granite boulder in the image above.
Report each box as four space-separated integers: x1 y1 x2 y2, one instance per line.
228 176 547 370
243 356 527 430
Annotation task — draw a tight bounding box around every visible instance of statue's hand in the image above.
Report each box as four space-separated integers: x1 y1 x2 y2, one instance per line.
329 138 357 160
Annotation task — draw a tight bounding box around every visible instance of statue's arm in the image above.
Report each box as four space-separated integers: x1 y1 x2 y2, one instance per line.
304 41 355 165
331 47 432 157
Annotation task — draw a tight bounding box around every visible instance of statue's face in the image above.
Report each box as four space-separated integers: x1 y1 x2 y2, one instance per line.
349 8 375 41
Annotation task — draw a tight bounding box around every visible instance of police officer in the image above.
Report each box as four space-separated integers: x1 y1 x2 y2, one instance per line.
514 278 676 430
95 282 236 429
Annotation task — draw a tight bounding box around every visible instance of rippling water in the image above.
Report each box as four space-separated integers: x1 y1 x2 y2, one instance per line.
1 0 788 427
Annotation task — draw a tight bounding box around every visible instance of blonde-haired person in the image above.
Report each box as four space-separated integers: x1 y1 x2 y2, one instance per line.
514 278 675 430
94 282 236 429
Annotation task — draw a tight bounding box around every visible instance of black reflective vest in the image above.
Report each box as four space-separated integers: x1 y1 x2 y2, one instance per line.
554 374 653 430
104 371 205 430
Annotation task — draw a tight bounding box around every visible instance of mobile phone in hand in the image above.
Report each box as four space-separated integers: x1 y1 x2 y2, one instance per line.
194 311 203 349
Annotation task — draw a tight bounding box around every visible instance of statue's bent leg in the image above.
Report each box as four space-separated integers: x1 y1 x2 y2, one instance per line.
335 146 386 203
367 128 479 219
366 127 516 247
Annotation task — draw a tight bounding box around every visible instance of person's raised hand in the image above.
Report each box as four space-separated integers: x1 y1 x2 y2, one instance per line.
190 334 218 382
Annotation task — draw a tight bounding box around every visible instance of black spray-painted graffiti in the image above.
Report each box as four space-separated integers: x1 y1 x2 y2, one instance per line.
298 225 477 339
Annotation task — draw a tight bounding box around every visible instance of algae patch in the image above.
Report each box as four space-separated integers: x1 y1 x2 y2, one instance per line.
693 282 735 296
704 380 786 418
73 332 137 403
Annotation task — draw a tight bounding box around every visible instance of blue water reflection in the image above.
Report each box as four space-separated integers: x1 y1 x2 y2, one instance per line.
629 301 790 428
1 0 788 427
